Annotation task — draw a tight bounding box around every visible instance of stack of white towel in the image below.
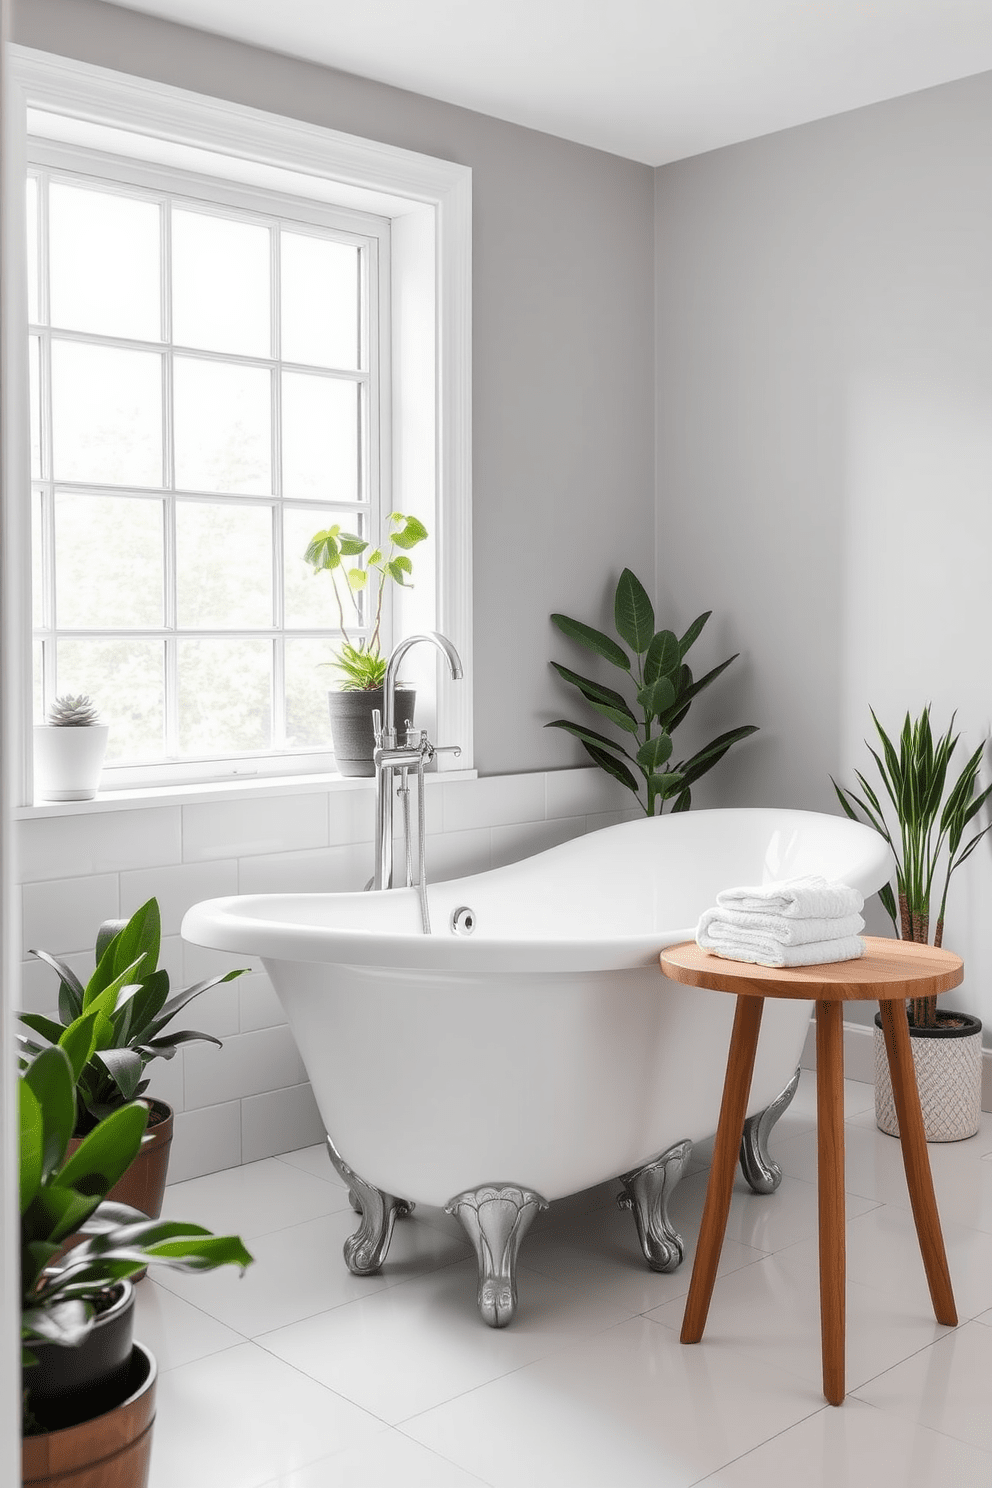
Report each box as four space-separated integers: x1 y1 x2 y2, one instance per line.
696 875 866 967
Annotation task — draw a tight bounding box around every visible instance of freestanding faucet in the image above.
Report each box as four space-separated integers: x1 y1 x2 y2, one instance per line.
372 632 463 903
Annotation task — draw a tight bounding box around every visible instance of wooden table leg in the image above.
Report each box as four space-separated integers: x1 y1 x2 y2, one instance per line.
816 999 846 1405
878 1000 957 1327
682 994 764 1344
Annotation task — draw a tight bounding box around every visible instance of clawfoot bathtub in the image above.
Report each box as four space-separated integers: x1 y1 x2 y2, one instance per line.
182 807 891 1326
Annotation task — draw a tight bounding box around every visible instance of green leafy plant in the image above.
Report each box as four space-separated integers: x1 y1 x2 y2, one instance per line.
20 898 247 1133
547 568 757 815
304 513 429 690
833 706 992 1027
20 1044 253 1426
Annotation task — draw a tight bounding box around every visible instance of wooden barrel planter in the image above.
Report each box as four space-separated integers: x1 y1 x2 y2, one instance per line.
22 1343 157 1488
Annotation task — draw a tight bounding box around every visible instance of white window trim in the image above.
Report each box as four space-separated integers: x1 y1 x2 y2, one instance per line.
5 44 473 806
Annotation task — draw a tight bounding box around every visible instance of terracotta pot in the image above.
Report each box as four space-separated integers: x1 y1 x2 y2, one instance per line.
328 685 415 777
874 1010 983 1141
26 1283 135 1434
69 1100 173 1220
62 1102 173 1280
22 1343 157 1488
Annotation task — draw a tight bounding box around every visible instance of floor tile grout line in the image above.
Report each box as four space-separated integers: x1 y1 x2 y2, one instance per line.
684 1400 831 1487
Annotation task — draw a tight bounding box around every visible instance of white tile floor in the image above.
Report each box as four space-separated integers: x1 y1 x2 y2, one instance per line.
135 1074 992 1487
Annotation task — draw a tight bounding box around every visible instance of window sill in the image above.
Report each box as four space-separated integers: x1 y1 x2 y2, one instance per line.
13 766 478 819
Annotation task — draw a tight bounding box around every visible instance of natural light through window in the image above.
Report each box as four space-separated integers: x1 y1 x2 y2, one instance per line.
27 160 387 780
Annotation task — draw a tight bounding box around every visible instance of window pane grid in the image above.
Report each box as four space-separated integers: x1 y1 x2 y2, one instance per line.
29 162 382 768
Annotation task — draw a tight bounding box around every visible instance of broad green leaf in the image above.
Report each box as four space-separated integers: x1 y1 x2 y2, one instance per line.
551 614 630 670
24 1045 75 1180
637 733 674 771
636 677 676 720
144 1234 254 1272
544 719 634 760
677 654 738 707
614 569 655 654
678 611 711 657
83 957 145 1017
678 725 758 786
581 741 640 796
367 548 382 566
643 630 680 683
26 1185 102 1247
18 1013 62 1047
550 662 632 714
94 1047 144 1103
19 1080 43 1214
58 1009 100 1085
587 701 639 734
111 970 170 1046
146 968 247 1041
337 532 367 556
387 558 412 585
30 950 83 1022
56 1102 148 1197
304 530 341 570
140 1030 222 1055
390 514 428 549
653 771 686 799
878 882 899 929
671 788 692 813
87 900 160 1004
95 917 128 966
347 568 367 591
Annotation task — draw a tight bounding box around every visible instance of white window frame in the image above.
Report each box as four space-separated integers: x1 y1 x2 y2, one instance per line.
5 45 473 804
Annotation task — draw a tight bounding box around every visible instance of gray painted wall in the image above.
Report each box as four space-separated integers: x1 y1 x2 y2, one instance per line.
655 72 992 1031
13 0 656 778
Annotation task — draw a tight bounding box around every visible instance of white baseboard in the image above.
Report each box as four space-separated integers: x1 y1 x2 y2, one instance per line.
800 1018 992 1113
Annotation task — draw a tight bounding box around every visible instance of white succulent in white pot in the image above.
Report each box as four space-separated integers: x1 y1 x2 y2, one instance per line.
34 694 109 801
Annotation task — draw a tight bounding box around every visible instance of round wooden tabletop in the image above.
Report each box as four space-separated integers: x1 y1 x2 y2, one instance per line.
660 935 964 1002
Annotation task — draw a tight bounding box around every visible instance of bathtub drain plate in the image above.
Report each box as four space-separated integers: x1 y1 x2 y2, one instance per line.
451 905 476 935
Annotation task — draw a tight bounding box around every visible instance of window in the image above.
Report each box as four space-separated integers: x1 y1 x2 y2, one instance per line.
28 155 388 780
8 48 473 799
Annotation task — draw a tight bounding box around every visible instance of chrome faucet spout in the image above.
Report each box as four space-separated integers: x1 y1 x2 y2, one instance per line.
374 631 463 893
383 631 463 741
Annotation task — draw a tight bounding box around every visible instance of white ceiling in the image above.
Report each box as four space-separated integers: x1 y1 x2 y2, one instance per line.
98 0 992 165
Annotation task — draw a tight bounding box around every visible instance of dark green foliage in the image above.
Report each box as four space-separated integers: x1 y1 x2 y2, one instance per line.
20 899 247 1133
20 1045 253 1390
548 569 757 815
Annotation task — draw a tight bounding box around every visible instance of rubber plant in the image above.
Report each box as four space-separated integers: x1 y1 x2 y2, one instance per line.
832 706 992 1027
19 897 247 1134
548 568 757 815
304 512 428 690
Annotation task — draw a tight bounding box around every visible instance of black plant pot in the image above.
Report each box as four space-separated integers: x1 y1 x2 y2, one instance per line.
25 1280 135 1433
328 686 415 778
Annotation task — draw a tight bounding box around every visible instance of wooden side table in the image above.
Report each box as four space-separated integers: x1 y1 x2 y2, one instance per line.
660 935 963 1405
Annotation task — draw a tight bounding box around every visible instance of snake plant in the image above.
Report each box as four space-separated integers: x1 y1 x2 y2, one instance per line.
833 706 991 1027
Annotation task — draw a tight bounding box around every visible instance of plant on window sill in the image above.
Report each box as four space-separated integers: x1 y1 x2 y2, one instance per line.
304 513 428 690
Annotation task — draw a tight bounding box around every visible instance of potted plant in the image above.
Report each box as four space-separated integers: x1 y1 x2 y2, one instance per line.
833 706 991 1140
547 568 758 814
34 694 109 802
19 897 247 1221
304 512 428 775
21 1044 253 1486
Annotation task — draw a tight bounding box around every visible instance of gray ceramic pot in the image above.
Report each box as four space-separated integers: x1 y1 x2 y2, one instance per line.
328 686 416 777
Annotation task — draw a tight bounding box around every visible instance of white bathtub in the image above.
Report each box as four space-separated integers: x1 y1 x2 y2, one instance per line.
182 807 891 1323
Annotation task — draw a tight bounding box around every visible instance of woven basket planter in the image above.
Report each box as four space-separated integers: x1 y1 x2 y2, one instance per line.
874 1011 983 1142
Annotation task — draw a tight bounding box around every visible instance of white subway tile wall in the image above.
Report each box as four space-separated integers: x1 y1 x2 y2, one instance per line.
14 769 636 1181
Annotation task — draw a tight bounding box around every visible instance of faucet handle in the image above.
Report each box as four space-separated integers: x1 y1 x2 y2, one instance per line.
372 708 383 747
433 744 462 759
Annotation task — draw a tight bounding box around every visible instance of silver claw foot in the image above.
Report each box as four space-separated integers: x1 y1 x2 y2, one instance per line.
617 1139 692 1272
739 1066 801 1194
325 1136 414 1275
445 1184 548 1327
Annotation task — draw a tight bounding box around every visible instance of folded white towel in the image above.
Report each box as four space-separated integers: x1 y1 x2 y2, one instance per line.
699 935 866 968
715 875 863 920
697 906 865 952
